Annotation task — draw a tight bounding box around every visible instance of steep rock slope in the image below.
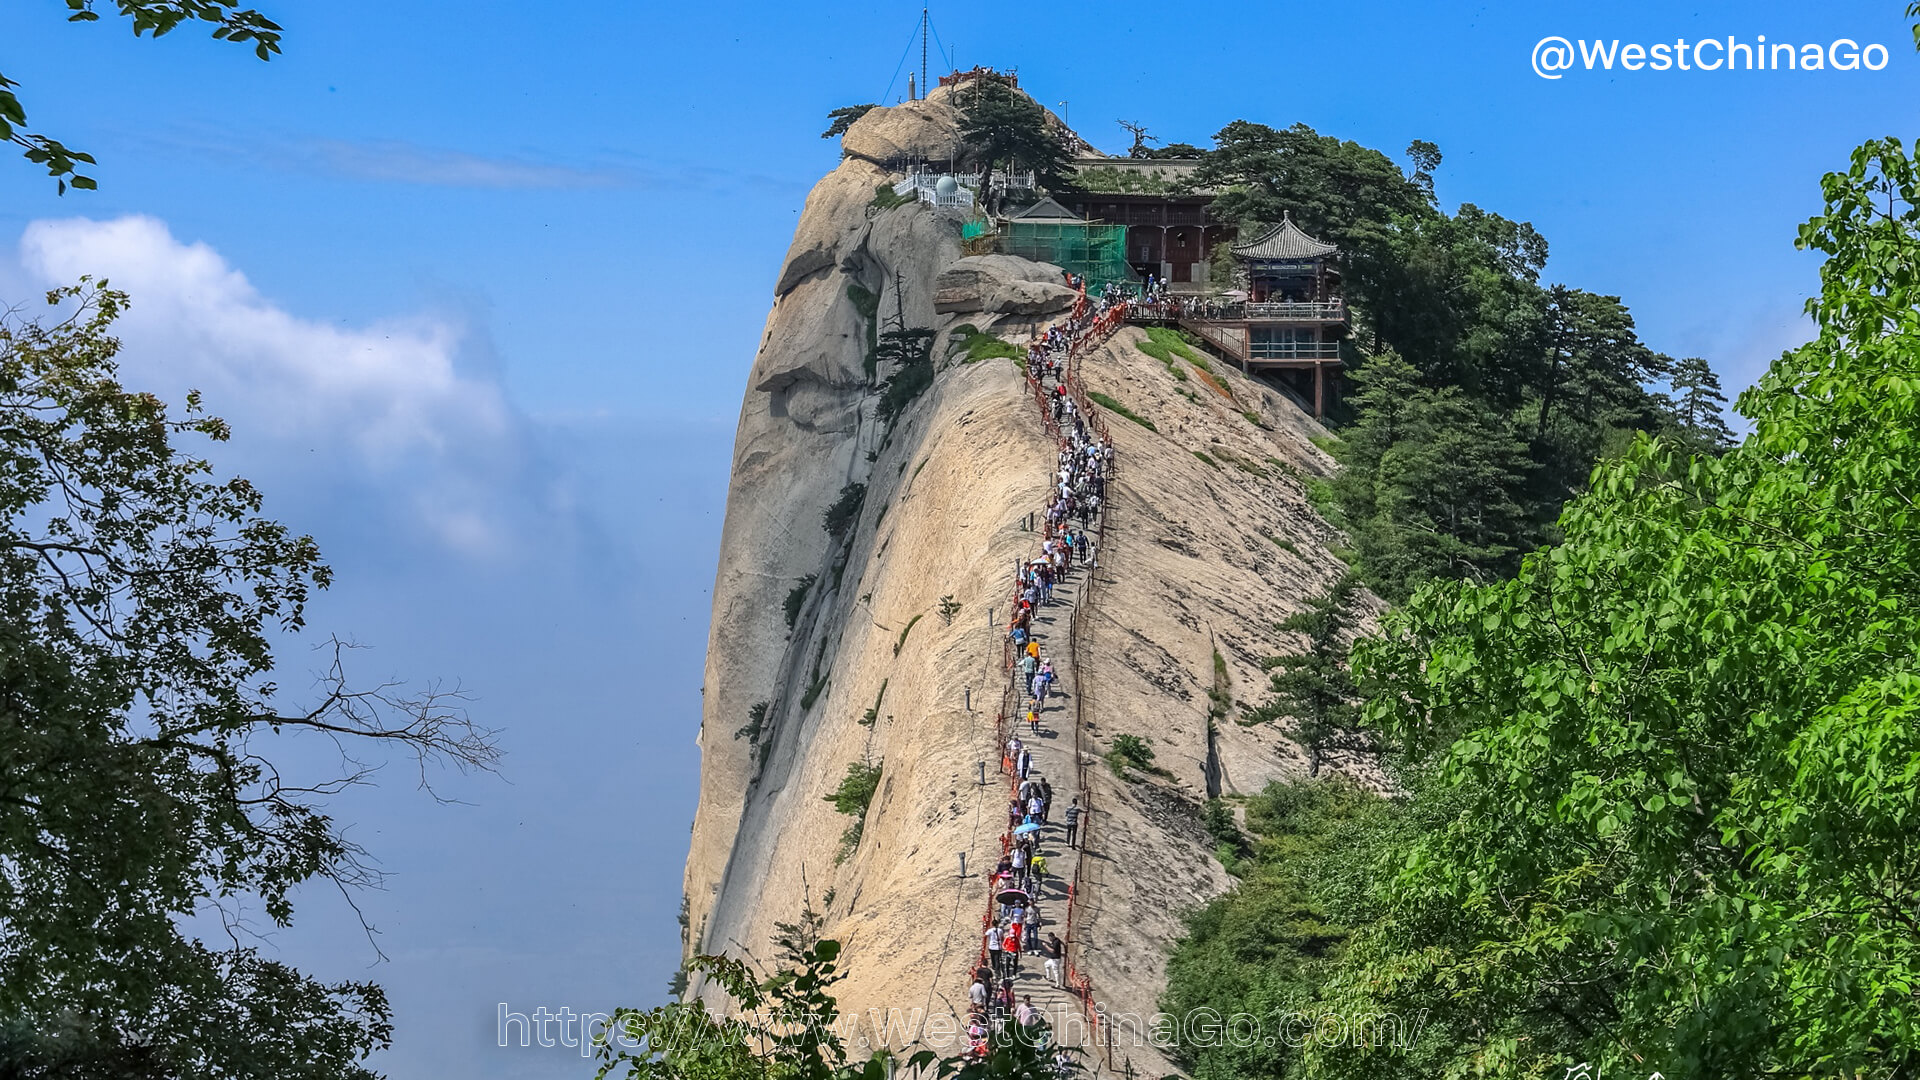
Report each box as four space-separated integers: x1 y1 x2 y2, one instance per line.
684 87 1363 1072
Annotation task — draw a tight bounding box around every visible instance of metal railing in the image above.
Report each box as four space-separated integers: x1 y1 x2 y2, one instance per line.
1248 340 1342 361
1244 300 1346 321
1119 298 1347 323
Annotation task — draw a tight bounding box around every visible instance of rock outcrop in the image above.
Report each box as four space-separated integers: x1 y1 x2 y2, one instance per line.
932 255 1079 316
841 91 964 167
683 83 1362 1077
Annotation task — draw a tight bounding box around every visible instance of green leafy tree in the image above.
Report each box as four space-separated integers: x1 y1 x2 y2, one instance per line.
1194 121 1429 252
822 104 876 141
873 328 937 424
956 78 1072 199
1342 203 1549 402
1664 354 1734 451
1244 575 1365 774
1327 352 1537 599
0 283 497 1077
822 483 867 541
599 910 1070 1080
6 1 283 192
1531 285 1670 443
1197 117 1704 585
1404 139 1442 202
1163 777 1391 1080
822 760 882 817
1319 136 1920 1079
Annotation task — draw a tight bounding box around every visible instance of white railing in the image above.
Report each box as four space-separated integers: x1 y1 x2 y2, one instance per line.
892 170 976 210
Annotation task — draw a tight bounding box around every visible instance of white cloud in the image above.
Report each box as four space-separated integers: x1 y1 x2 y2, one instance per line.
307 139 626 190
15 215 529 556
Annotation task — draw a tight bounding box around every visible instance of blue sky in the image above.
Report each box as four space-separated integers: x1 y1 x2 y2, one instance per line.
1 1 1915 1077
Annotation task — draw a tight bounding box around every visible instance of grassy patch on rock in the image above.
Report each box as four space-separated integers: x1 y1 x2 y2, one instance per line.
1089 391 1157 432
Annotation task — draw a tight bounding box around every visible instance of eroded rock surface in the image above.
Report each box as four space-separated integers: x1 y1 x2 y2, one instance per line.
684 84 1371 1079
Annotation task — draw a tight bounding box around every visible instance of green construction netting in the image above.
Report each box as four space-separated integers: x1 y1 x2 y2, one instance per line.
1000 222 1137 292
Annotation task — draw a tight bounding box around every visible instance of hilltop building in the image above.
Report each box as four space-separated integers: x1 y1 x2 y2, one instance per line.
1060 157 1227 286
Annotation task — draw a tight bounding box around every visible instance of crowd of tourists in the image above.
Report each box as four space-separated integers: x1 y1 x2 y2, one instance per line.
962 291 1121 1074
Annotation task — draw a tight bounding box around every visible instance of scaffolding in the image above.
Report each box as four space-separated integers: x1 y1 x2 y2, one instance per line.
1000 221 1136 291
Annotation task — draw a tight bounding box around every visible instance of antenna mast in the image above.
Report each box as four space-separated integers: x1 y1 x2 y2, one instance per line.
921 8 929 97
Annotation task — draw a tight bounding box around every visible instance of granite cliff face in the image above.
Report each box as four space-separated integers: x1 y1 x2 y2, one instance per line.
683 86 1359 1072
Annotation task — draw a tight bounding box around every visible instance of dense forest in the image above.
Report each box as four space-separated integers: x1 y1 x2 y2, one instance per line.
1162 115 1920 1080
1189 121 1733 602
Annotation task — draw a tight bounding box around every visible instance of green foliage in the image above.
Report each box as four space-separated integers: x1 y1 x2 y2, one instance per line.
1208 649 1232 724
784 574 816 630
1244 576 1364 775
599 914 1071 1080
7 1 282 192
949 325 1021 365
599 911 855 1080
1209 234 1241 288
1210 446 1266 477
1192 451 1218 469
1324 351 1536 601
875 328 937 423
1202 798 1244 856
834 820 864 864
822 483 867 541
1087 390 1156 431
799 674 829 711
1162 777 1392 1080
822 103 876 139
938 594 962 625
0 282 496 1077
1107 733 1169 780
734 700 772 762
956 77 1074 198
847 284 881 381
824 760 882 819
1311 136 1920 1080
892 613 922 656
1196 120 1724 600
1072 163 1188 194
1136 325 1204 370
859 680 886 727
869 182 915 210
1196 121 1429 250
1664 353 1734 451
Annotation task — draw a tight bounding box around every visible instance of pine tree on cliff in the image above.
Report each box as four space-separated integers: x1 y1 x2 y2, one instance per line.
956 77 1073 203
1244 574 1366 775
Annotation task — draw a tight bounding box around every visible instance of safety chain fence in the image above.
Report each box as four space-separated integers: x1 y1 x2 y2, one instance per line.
968 293 1128 1068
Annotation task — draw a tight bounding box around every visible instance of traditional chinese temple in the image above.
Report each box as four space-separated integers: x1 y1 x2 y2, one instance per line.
1059 158 1229 287
1139 211 1350 416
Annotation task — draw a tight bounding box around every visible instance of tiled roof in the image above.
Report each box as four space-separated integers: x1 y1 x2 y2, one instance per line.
1229 212 1337 260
